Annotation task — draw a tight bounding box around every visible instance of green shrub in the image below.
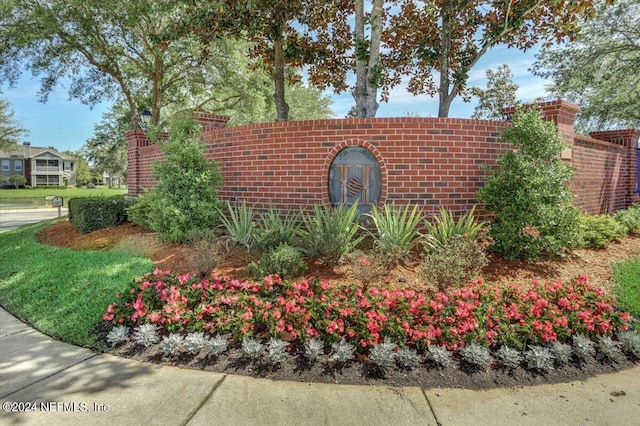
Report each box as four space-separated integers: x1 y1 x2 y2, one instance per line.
9 174 26 188
423 206 485 253
614 204 640 235
144 114 223 243
364 203 423 265
577 214 625 249
219 200 256 251
477 107 580 259
421 233 489 290
247 243 307 280
298 203 363 267
68 196 129 233
254 208 300 251
126 192 158 230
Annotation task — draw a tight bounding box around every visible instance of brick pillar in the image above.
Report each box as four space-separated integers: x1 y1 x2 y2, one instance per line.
193 112 230 132
590 129 640 208
503 100 581 161
125 129 151 197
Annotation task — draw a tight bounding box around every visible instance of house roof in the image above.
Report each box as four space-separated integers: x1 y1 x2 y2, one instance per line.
0 145 75 160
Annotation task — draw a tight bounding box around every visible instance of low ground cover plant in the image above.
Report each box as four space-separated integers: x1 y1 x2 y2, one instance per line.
613 204 640 235
577 213 625 249
102 269 636 372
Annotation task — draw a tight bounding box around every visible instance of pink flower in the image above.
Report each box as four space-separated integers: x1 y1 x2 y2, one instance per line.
241 309 253 321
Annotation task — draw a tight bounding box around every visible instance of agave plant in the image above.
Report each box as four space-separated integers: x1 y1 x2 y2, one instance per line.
254 208 301 251
218 200 256 251
298 202 363 267
424 206 485 252
364 203 423 265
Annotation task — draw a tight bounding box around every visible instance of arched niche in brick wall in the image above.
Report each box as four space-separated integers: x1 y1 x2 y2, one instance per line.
324 140 387 214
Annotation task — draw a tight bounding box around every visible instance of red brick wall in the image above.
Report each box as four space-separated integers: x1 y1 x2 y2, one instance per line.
130 117 511 216
127 102 640 216
574 129 640 215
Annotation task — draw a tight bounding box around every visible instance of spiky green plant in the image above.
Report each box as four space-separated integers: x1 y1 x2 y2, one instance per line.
424 206 485 252
218 200 256 251
254 208 301 251
364 204 423 265
298 203 363 267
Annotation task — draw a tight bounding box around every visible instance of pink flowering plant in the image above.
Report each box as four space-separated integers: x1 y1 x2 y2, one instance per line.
103 269 632 353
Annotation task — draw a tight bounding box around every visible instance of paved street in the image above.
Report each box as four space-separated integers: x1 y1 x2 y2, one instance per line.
0 208 68 233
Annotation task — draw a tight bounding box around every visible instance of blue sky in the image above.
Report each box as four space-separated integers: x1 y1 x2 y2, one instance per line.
1 45 549 153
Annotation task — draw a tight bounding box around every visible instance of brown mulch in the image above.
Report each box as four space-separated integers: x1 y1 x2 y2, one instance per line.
38 220 640 294
37 220 640 390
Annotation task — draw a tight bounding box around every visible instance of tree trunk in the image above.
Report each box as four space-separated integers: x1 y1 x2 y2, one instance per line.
438 4 452 118
352 0 383 118
273 29 289 121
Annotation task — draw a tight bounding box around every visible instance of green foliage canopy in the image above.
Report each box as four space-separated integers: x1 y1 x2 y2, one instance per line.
477 108 580 259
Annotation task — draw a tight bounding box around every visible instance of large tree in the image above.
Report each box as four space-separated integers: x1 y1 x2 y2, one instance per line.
81 104 130 188
178 0 315 122
303 0 394 118
470 64 519 120
0 0 253 127
387 0 602 117
532 0 640 132
0 97 28 151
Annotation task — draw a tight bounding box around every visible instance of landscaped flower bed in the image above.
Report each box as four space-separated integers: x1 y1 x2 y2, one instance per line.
102 269 639 373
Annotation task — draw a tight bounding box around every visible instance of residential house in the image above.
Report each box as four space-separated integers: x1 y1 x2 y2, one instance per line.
0 142 76 187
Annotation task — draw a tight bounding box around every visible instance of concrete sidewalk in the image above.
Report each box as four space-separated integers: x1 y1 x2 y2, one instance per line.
1 307 639 426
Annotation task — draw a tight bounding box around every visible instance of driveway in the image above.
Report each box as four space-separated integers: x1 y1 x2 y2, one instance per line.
0 208 68 233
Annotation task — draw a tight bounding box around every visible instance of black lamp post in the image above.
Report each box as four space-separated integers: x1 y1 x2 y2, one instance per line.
140 109 152 131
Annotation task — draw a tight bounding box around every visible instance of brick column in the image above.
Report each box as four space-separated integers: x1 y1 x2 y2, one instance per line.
503 100 581 161
193 112 230 132
125 129 151 197
590 129 640 208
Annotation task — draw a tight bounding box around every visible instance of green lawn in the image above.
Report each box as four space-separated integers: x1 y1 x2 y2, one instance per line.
0 219 153 348
613 258 640 331
0 186 127 199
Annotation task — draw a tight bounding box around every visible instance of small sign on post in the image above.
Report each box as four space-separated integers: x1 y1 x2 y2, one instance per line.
52 196 63 218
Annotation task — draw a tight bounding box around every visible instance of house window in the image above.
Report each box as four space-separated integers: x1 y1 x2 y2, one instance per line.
1 160 9 171
35 175 60 186
63 161 73 171
35 159 59 169
14 160 22 172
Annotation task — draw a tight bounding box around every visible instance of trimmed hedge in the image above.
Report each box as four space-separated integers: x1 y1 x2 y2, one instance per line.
69 196 130 233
